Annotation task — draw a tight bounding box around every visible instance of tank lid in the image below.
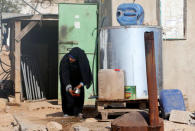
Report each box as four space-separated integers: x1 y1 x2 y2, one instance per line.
101 25 162 30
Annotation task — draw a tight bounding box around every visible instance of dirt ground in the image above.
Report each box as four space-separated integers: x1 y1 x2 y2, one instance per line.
1 100 111 131
1 100 195 131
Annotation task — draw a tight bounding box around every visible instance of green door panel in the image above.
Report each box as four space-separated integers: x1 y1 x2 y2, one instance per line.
58 3 98 105
59 4 97 53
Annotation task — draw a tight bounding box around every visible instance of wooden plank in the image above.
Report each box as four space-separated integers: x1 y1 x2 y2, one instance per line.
99 109 144 113
97 99 148 103
9 21 15 81
15 21 21 103
15 15 41 42
15 21 38 42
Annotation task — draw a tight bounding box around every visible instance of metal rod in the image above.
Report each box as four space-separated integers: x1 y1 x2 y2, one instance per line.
23 59 30 100
28 58 37 100
22 0 42 15
144 32 159 126
30 58 40 99
25 60 31 100
34 57 44 98
26 59 33 100
32 71 40 99
33 61 41 99
30 67 37 99
28 58 36 100
24 61 30 100
31 56 41 99
21 61 29 100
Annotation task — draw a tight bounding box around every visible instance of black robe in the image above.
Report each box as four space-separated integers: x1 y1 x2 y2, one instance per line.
59 47 93 116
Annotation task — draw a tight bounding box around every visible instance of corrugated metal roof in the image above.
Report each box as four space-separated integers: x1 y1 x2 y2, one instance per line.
2 12 30 20
2 13 58 22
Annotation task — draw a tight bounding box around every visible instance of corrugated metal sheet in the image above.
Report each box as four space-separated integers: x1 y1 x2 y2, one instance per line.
2 13 29 20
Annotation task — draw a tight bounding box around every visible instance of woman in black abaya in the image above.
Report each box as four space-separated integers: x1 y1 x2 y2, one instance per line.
59 47 93 117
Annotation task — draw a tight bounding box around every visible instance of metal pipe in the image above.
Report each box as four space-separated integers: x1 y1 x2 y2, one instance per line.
24 61 30 100
30 67 37 99
32 72 39 99
31 57 41 99
28 58 37 100
26 59 33 100
34 63 41 99
21 61 29 100
34 57 44 99
23 60 30 100
28 58 36 100
31 59 40 99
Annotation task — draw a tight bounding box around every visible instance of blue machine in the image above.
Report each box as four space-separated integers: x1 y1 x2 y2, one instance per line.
116 3 144 26
159 89 186 118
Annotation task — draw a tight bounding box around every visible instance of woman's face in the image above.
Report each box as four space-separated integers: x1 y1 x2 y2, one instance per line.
69 57 76 63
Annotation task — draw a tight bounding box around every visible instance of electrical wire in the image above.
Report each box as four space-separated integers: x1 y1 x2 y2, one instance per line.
22 0 42 15
90 16 106 98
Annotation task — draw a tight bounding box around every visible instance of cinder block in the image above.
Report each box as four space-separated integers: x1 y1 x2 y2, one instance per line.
169 110 191 124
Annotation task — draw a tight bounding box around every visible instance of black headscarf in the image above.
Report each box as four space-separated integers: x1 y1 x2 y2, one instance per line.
60 47 93 89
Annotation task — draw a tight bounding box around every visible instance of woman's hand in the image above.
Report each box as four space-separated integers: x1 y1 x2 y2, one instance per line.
69 89 75 96
69 89 80 97
75 83 83 89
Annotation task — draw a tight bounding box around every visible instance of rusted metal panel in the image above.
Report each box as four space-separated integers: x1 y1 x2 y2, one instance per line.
145 32 159 126
145 32 164 131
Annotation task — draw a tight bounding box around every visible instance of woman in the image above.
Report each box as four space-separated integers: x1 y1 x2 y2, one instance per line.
59 47 93 117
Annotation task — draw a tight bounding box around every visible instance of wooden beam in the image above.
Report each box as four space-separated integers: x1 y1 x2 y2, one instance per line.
15 21 22 103
9 21 15 82
15 21 38 42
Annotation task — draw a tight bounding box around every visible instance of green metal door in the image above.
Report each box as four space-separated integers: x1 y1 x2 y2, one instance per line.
58 3 97 105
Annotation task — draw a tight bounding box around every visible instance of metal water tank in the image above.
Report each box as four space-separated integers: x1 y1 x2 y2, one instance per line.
99 26 162 99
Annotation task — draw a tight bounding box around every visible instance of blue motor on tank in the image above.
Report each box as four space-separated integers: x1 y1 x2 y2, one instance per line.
117 3 144 26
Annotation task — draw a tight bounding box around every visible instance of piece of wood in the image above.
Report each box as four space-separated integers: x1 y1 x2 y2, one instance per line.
100 109 143 113
97 99 148 103
15 15 40 42
101 112 108 120
9 21 15 81
15 21 21 103
169 110 191 124
15 21 38 42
